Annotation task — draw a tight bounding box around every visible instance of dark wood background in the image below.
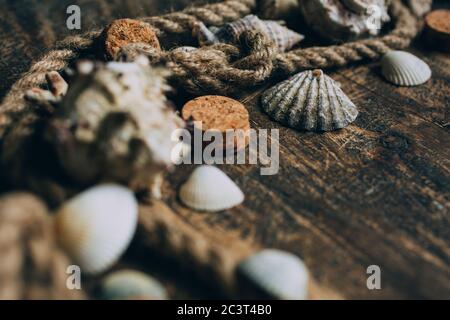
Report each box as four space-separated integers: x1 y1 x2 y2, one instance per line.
0 0 449 299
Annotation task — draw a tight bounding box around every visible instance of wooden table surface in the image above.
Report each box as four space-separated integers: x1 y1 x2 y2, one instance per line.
0 0 449 299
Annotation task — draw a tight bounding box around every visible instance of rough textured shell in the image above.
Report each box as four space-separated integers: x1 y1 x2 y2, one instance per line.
261 70 359 131
101 270 168 300
179 166 244 212
381 51 432 86
55 184 138 275
299 0 390 41
237 249 309 300
196 15 303 52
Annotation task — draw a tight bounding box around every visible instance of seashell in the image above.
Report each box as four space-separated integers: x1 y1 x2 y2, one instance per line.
406 0 432 17
381 51 432 86
100 270 168 300
236 249 309 300
299 0 390 41
259 0 300 20
193 15 304 52
179 165 244 212
45 59 186 198
261 69 359 132
55 184 138 275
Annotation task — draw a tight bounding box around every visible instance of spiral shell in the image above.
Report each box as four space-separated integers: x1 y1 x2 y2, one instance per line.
261 69 358 132
179 166 244 212
237 249 309 300
299 0 390 41
100 270 168 300
381 51 432 86
194 15 304 52
55 184 138 275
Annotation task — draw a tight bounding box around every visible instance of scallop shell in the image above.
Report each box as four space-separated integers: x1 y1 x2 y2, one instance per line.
261 69 359 132
55 184 138 275
381 51 432 86
194 15 304 52
100 270 168 300
299 0 390 41
179 165 244 212
237 249 309 300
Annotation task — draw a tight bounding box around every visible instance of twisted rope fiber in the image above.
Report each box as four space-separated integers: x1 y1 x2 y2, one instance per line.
0 193 85 299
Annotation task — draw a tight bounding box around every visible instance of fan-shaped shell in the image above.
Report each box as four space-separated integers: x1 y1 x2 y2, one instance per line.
237 249 309 300
55 184 138 275
179 166 244 212
381 51 432 86
195 15 303 52
261 69 359 131
100 270 168 300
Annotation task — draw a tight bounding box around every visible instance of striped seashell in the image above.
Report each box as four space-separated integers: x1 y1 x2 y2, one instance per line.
194 15 304 52
381 51 432 86
261 69 358 132
55 184 138 275
237 249 309 300
100 270 168 300
179 165 244 212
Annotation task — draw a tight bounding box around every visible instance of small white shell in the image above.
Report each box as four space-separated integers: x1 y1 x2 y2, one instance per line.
55 184 138 275
179 166 244 212
237 249 309 300
100 270 168 300
381 51 432 86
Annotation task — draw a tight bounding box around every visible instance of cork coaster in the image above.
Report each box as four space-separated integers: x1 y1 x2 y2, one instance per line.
104 19 161 59
182 96 250 151
424 10 450 53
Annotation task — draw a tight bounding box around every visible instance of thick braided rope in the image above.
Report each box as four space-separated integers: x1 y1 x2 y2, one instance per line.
0 193 85 300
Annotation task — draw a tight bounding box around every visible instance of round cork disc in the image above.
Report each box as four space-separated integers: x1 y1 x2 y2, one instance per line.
425 10 450 53
104 19 161 59
182 96 250 151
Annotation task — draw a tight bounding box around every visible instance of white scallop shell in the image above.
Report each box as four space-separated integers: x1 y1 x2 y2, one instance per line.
237 249 309 300
381 51 432 86
55 184 138 275
100 270 168 300
179 166 244 212
261 69 358 131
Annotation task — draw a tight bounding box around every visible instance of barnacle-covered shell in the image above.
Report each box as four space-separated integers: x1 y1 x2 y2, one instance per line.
237 249 309 300
299 0 390 41
55 184 138 275
179 165 244 212
100 270 168 300
261 69 358 131
381 51 432 86
194 15 304 52
45 58 186 196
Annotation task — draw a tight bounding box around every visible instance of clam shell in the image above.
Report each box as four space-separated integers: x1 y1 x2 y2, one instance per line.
196 15 304 52
100 270 168 300
261 69 358 131
381 51 432 86
237 249 309 300
179 165 244 212
55 184 138 275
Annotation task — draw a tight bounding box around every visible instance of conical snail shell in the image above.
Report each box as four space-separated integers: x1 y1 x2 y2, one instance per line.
261 69 358 132
55 184 138 275
237 249 309 300
381 51 432 86
179 165 244 212
195 15 304 52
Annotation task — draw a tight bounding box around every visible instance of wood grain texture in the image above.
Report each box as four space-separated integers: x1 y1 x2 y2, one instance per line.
0 0 448 299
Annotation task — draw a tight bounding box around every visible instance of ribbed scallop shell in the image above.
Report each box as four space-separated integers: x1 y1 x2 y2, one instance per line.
55 184 138 275
237 249 309 300
195 15 304 52
100 270 168 300
179 166 244 212
381 51 432 86
261 70 359 131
